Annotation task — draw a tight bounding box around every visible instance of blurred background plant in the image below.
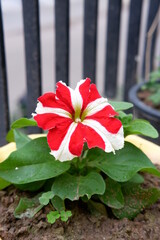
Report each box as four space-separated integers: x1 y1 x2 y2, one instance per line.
141 65 160 108
138 5 160 110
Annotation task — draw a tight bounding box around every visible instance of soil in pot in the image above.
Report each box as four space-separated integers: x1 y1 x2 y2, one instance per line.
1 167 160 240
137 89 160 112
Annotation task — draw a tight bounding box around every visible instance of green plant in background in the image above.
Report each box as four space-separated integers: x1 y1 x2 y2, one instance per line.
141 67 160 106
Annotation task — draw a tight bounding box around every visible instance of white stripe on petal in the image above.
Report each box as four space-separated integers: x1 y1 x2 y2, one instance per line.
82 119 124 153
70 80 85 111
83 98 110 117
109 126 124 150
50 122 78 162
35 102 72 119
59 80 83 113
75 79 86 92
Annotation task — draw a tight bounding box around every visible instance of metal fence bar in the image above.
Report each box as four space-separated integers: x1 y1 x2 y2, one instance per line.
83 0 98 84
55 0 69 84
124 0 142 101
22 0 41 133
0 1 9 146
104 0 121 98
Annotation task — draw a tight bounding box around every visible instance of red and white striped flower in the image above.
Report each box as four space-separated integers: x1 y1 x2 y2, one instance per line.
33 78 124 162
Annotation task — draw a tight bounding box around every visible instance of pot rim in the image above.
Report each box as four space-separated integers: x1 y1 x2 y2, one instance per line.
129 81 160 120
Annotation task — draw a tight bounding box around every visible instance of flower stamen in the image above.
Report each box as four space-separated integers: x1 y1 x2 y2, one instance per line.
75 118 81 123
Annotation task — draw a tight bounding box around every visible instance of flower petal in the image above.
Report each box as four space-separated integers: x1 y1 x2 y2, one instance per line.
56 80 88 117
56 81 74 113
71 79 100 113
68 123 84 156
49 122 78 161
82 98 116 121
38 92 72 114
83 119 124 152
34 113 72 130
71 124 105 151
68 123 106 156
70 81 84 113
86 83 101 105
87 114 122 134
47 120 72 150
75 78 91 110
34 102 72 130
35 102 71 118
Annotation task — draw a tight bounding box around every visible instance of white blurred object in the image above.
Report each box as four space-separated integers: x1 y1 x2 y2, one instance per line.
117 0 130 96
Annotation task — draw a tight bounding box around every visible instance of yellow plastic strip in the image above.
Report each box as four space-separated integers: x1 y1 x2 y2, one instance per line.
126 135 160 164
0 134 160 164
0 134 46 163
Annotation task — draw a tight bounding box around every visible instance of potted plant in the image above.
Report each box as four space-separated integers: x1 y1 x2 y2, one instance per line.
0 78 160 239
129 7 160 145
129 67 160 145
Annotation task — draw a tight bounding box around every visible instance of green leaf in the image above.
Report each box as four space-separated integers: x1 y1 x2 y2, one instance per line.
148 89 160 105
87 199 107 216
6 118 37 142
39 191 54 205
6 129 15 142
60 210 72 222
112 185 160 219
52 172 105 201
100 178 124 209
11 118 37 129
0 177 11 190
47 211 60 224
149 70 160 82
0 137 70 184
51 196 65 212
127 173 144 184
117 111 133 126
109 101 133 111
14 129 31 149
87 142 160 182
124 119 159 138
15 180 45 192
14 194 43 219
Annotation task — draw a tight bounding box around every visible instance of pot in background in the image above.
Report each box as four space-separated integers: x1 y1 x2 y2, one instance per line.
129 81 160 145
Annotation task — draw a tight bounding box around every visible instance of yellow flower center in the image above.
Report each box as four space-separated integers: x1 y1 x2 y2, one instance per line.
72 105 89 123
